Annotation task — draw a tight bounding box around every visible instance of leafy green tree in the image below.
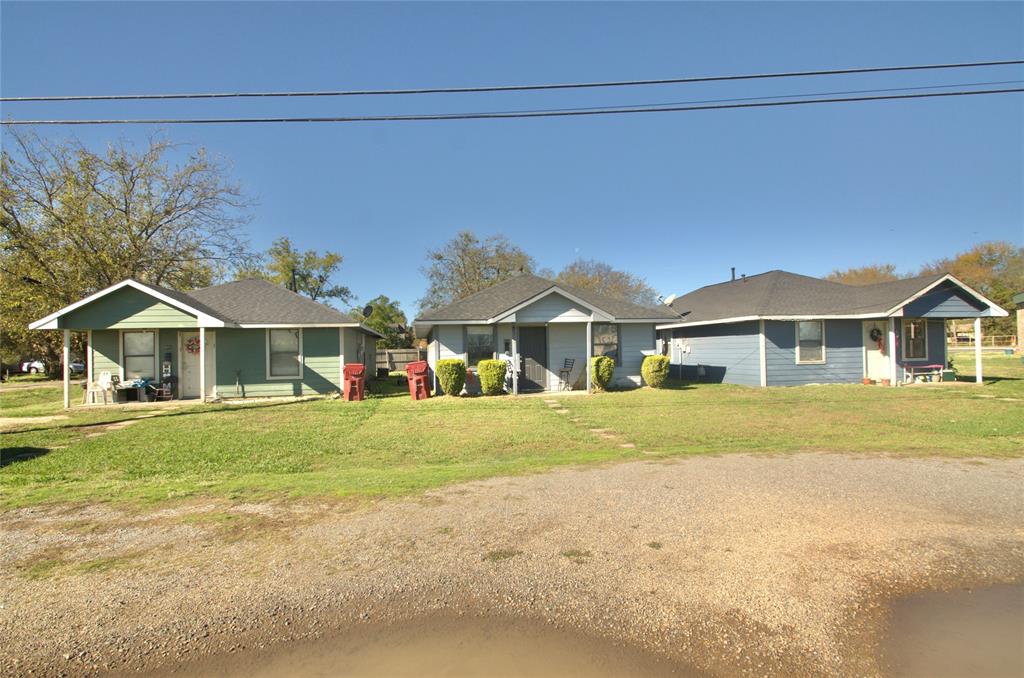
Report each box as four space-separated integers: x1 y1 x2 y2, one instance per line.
419 231 535 312
241 237 352 305
1 129 250 372
351 295 411 349
555 259 659 306
825 264 903 286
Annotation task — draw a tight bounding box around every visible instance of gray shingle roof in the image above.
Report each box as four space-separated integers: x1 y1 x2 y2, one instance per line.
186 278 366 326
665 270 949 325
416 272 678 322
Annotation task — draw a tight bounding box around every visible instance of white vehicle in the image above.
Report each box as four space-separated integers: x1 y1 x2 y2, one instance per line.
20 359 46 374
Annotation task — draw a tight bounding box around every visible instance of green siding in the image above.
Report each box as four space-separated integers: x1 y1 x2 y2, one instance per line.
343 328 375 374
214 328 342 398
61 287 197 330
91 330 120 378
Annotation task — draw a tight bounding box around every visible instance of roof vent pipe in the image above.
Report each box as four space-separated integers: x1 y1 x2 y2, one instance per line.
741 273 747 281
731 267 736 282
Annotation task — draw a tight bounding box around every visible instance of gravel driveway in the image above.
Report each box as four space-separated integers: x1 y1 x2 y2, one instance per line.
2 453 1022 677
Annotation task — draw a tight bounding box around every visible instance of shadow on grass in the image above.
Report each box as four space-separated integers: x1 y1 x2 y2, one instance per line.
1 447 49 468
0 397 316 436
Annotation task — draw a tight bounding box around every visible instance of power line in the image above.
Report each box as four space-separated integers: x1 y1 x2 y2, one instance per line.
1 87 1020 125
2 59 1022 102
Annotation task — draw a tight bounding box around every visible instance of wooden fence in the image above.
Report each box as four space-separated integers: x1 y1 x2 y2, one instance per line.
376 348 427 372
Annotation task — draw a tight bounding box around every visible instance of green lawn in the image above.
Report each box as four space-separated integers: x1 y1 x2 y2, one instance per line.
2 355 1021 509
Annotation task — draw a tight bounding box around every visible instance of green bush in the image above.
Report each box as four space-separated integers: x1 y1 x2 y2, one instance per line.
590 356 614 391
477 359 508 395
641 355 671 388
435 359 466 396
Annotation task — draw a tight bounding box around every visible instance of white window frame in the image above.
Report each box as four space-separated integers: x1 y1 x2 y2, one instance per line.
265 328 304 380
120 330 158 381
794 320 826 365
901 319 928 361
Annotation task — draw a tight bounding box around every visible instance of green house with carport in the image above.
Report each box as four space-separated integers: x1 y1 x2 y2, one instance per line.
30 278 382 408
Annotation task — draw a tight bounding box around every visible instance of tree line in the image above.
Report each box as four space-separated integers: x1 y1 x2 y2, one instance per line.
3 130 1019 370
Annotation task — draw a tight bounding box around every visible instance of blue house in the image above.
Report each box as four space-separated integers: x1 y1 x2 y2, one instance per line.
656 271 1007 387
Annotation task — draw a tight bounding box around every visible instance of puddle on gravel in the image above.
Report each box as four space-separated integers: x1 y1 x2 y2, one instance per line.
881 583 1024 677
154 615 700 677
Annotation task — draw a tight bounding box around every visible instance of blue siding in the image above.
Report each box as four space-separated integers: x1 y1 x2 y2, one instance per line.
902 281 986 318
670 321 760 386
895 318 947 370
765 320 863 386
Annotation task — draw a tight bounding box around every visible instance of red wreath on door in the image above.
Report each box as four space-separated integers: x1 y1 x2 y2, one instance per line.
869 328 886 355
185 336 201 355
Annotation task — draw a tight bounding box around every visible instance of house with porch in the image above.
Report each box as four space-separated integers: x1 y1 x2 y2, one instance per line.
657 270 1008 387
413 273 678 393
31 278 381 408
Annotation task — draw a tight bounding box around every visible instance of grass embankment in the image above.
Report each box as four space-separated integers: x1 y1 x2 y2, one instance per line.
1 355 1021 508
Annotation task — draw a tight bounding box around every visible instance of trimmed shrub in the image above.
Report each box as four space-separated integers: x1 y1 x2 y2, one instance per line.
642 355 671 388
477 359 508 395
590 355 614 391
435 358 466 396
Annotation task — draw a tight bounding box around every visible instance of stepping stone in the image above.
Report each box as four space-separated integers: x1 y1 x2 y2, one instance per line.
555 409 569 414
619 443 636 449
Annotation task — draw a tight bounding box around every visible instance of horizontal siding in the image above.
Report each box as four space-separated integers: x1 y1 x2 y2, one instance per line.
61 286 197 329
514 293 591 323
765 320 862 386
613 323 655 388
902 281 987 318
214 328 341 398
91 330 120 379
671 321 760 386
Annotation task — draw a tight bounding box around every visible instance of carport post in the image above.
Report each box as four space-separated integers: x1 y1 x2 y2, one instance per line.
62 329 71 409
974 317 983 384
511 324 518 396
585 321 593 393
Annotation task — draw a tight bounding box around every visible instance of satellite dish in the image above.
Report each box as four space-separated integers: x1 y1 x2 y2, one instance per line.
663 294 677 305
362 304 374 318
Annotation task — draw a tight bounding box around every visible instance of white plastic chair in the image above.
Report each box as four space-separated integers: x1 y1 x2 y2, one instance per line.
83 371 114 405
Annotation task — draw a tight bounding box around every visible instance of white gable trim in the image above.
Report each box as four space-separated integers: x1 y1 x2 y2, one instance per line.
882 274 1008 317
29 279 228 330
490 286 614 323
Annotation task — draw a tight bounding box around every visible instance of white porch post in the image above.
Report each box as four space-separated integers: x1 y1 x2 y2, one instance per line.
199 326 207 402
62 329 71 409
585 321 593 393
974 317 983 384
512 324 519 396
887 318 898 386
758 320 767 387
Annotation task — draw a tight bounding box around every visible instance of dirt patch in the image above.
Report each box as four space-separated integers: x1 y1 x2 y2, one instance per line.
1 454 1021 677
0 414 69 430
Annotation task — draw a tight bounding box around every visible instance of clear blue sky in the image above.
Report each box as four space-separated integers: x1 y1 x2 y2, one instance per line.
3 2 1022 319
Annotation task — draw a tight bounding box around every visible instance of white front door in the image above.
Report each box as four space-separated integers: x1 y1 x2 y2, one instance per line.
179 332 216 399
863 321 889 382
180 333 201 398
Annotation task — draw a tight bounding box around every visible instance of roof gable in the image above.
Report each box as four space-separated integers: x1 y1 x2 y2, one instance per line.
415 273 677 323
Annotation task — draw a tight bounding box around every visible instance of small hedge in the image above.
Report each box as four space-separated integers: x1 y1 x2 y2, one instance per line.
435 358 466 396
590 356 615 391
477 359 508 395
641 355 670 388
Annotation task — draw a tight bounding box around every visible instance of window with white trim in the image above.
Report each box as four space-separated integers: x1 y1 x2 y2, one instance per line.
902 319 927 360
795 321 825 364
465 326 495 368
267 329 301 378
592 323 620 366
123 331 156 380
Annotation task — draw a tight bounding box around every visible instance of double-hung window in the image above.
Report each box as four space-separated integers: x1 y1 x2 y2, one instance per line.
123 331 156 380
267 329 302 379
465 326 495 368
795 321 825 364
592 323 620 366
902 319 927 360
